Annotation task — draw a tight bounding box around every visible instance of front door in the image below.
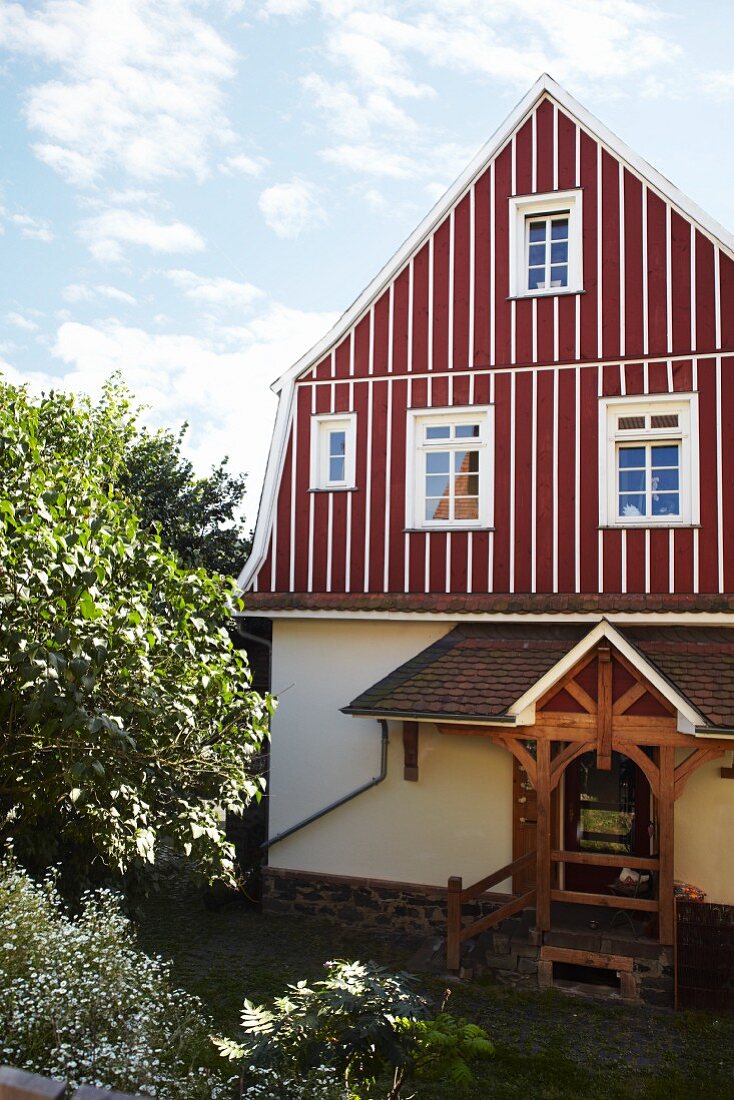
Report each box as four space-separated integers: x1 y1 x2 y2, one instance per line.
564 750 652 893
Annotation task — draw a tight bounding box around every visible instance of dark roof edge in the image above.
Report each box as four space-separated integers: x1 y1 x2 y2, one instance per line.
341 706 516 724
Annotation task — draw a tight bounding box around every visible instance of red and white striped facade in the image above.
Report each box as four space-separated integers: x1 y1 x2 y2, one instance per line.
242 77 734 603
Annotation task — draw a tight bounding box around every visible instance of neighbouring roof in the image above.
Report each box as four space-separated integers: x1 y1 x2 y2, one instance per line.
243 592 734 615
342 623 734 731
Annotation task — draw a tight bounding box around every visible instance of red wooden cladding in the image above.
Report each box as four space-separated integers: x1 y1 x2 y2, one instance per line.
249 95 734 598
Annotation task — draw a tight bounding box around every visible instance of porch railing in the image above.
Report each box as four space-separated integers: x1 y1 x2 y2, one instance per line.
549 849 660 913
446 850 537 970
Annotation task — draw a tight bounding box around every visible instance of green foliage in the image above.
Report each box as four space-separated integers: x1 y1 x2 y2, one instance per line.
0 379 271 888
0 854 233 1098
120 423 250 576
214 959 493 1098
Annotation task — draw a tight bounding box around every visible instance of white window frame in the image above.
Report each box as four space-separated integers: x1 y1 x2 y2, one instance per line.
310 412 357 491
598 394 699 527
509 189 583 298
406 405 494 530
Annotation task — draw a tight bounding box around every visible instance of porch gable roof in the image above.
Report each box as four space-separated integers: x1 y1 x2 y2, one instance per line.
342 623 734 732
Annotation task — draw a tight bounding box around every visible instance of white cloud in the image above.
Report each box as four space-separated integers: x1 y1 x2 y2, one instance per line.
0 0 238 185
258 179 326 238
6 311 39 332
78 209 205 263
322 143 421 180
45 303 338 504
9 212 53 241
701 70 734 99
166 269 265 311
63 283 138 305
218 153 268 177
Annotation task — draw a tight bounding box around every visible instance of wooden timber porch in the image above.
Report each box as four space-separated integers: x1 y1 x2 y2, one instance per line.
443 637 732 987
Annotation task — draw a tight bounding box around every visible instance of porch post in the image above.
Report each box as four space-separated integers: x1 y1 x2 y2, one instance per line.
658 745 675 945
535 738 551 935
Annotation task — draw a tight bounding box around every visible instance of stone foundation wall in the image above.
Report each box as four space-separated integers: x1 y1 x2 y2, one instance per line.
262 866 508 938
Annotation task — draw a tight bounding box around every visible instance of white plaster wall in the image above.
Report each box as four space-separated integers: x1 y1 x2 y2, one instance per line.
675 753 734 905
267 619 514 889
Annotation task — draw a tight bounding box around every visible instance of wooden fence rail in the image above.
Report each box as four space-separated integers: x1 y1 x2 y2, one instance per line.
0 1066 143 1099
447 850 537 970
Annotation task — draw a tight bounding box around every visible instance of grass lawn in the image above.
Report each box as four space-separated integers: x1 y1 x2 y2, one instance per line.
137 883 734 1099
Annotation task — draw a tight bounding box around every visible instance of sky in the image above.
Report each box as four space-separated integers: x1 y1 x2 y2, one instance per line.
1 0 734 528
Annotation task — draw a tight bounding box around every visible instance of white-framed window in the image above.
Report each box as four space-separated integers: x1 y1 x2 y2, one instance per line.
310 412 356 490
406 406 494 529
509 190 583 298
598 395 699 527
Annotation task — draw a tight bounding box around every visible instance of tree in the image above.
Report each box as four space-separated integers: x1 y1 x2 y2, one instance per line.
0 380 271 889
120 424 250 576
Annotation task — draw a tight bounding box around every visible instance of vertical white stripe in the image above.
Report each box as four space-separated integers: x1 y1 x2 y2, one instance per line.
552 103 559 191
690 225 697 352
531 109 537 192
552 368 559 593
427 235 434 371
289 398 298 592
387 283 394 374
403 531 410 594
641 184 649 356
368 306 375 375
574 366 581 591
424 533 430 594
490 161 496 367
643 361 649 394
621 530 627 593
427 374 433 407
307 493 315 593
447 373 454 405
407 258 414 372
620 361 627 396
693 527 700 593
575 295 580 360
383 378 393 592
716 354 724 592
469 371 475 405
692 357 698 390
349 328 355 376
597 361 603 398
553 296 559 362
715 246 722 349
510 299 516 365
619 161 626 358
531 371 537 592
363 380 373 592
467 532 473 595
345 491 352 593
311 382 317 415
511 134 517 194
330 348 335 378
666 204 673 355
644 528 651 594
407 375 413 408
448 209 455 368
509 371 516 593
469 185 476 368
668 528 674 594
445 530 452 593
348 378 354 409
330 381 335 413
597 143 603 359
270 512 277 593
326 493 333 592
489 372 495 594
532 297 538 363
598 529 604 593
667 359 673 391
574 124 581 187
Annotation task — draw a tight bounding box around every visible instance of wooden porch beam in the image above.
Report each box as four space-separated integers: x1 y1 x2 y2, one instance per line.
402 721 419 781
564 678 598 715
534 649 598 710
496 735 537 788
612 681 647 716
550 740 595 790
674 747 725 799
658 745 675 946
535 739 552 935
616 741 660 798
596 644 613 770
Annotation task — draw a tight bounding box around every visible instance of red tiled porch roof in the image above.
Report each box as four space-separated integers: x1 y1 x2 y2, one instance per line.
343 623 734 731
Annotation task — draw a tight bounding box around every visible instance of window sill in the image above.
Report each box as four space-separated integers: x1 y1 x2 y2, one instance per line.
599 523 700 530
507 289 586 301
308 486 358 493
404 526 495 533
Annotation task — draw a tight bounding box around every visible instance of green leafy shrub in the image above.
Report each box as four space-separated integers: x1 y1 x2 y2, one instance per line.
0 854 233 1098
215 959 493 1098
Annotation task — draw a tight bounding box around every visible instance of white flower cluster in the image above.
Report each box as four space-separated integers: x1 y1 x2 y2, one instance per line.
241 1065 354 1099
0 856 234 1099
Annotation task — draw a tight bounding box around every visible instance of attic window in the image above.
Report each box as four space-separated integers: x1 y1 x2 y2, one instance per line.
310 413 356 491
509 190 583 298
